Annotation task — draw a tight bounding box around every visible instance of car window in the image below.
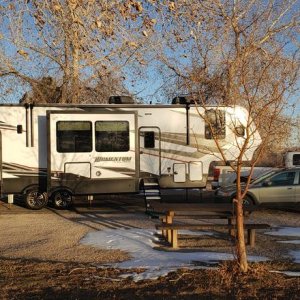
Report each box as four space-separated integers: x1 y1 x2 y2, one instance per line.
269 171 296 186
252 170 278 184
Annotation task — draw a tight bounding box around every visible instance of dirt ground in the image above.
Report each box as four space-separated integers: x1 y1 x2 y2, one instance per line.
0 193 299 299
1 258 299 300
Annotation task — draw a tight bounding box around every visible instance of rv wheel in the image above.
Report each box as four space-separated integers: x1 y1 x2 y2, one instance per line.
52 190 73 209
25 190 48 210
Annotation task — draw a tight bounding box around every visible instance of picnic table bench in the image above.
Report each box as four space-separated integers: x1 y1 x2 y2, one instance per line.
155 223 271 248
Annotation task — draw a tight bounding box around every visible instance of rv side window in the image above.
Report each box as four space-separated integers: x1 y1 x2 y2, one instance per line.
56 121 92 153
205 109 226 139
95 121 129 152
144 131 155 148
293 154 300 166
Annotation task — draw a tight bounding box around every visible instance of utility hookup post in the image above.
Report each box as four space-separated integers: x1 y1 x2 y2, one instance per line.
87 195 93 208
8 194 14 209
185 188 189 202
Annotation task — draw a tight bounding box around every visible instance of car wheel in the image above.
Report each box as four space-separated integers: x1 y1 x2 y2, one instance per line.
25 189 48 210
243 195 254 206
242 195 255 216
52 190 73 209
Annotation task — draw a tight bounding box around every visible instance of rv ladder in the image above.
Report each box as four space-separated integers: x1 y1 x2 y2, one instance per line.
141 177 161 212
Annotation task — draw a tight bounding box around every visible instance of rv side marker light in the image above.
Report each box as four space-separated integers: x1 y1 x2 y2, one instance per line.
17 125 23 134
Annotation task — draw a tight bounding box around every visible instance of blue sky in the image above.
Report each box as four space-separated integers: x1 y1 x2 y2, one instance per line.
0 0 299 123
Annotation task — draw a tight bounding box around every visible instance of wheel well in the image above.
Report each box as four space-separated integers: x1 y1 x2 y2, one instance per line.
22 185 42 194
49 188 73 199
231 193 257 205
244 193 258 205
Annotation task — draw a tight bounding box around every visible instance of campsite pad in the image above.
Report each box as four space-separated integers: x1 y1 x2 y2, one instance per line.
1 197 300 299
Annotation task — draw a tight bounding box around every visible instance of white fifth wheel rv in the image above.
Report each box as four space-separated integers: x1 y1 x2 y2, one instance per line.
0 97 261 209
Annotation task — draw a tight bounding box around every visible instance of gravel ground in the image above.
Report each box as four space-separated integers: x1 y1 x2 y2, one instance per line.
0 193 299 265
0 193 299 300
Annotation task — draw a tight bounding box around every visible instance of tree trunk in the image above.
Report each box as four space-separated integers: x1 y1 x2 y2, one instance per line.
235 199 248 272
71 36 79 104
61 35 71 104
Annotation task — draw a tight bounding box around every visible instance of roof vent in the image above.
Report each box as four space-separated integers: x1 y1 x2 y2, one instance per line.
172 96 186 104
109 96 134 104
172 96 197 104
172 95 199 104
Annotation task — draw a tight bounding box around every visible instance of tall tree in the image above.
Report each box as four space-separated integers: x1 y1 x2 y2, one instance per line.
0 0 155 103
155 0 300 272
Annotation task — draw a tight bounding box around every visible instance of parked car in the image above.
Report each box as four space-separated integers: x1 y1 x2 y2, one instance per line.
215 168 300 208
211 166 273 189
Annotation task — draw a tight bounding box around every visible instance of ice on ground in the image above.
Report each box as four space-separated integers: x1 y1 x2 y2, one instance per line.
279 240 300 244
265 227 300 237
264 227 300 265
271 270 300 277
80 228 267 281
290 250 300 264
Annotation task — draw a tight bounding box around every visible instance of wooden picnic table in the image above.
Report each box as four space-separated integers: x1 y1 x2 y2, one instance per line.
153 204 236 247
151 202 267 249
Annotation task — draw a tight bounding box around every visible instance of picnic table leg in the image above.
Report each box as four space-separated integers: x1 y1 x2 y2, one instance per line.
166 211 174 244
161 216 167 238
248 229 256 247
171 230 178 248
228 217 235 237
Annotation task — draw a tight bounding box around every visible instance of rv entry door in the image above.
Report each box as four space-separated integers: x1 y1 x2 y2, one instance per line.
139 127 161 177
173 163 186 183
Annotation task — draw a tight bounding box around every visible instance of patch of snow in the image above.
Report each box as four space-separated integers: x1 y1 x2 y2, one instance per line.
264 227 300 264
271 270 300 277
80 228 267 281
290 250 300 264
265 227 300 237
278 240 300 244
281 271 300 277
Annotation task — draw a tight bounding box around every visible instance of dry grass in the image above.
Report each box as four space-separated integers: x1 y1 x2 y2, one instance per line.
1 258 299 299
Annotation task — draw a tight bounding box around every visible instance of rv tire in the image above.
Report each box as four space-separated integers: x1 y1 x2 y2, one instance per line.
24 189 48 210
51 190 73 209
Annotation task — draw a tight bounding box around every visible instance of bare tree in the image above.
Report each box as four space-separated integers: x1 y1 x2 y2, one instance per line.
0 0 155 103
19 73 130 104
155 0 300 272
